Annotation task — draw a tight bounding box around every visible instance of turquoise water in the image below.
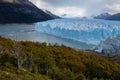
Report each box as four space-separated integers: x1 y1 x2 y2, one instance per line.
0 24 94 50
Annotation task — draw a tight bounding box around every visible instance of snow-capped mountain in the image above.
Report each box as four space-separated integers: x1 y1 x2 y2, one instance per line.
43 10 60 19
93 13 111 19
106 13 120 21
93 12 120 21
0 0 58 23
36 18 120 45
94 35 120 55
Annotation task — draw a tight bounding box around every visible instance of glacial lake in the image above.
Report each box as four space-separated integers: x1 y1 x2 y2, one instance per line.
0 24 94 50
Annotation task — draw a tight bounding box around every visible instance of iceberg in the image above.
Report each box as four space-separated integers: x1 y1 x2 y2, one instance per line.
35 18 120 45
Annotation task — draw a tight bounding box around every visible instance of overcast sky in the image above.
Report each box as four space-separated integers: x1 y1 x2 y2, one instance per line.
30 0 120 17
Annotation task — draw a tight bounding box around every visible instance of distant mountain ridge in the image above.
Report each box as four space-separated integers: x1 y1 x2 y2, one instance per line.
0 0 59 23
106 13 120 21
94 12 120 21
93 13 111 19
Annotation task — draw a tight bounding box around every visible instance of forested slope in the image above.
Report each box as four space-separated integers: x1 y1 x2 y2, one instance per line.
0 36 120 80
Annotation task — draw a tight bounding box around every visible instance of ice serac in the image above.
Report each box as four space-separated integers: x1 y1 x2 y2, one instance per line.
35 18 120 45
94 35 120 55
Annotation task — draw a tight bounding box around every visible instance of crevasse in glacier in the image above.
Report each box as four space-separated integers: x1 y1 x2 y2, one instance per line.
35 18 120 45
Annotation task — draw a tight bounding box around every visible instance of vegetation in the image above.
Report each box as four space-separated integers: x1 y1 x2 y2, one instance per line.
0 36 120 80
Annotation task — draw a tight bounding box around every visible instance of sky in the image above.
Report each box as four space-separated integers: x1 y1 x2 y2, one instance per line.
30 0 120 17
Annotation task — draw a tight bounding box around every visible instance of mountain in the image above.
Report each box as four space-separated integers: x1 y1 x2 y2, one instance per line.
106 13 120 21
94 35 120 55
43 10 60 19
93 13 111 19
61 14 67 17
0 0 58 23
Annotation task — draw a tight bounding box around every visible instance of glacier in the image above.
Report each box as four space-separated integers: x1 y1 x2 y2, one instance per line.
94 35 120 55
35 18 120 45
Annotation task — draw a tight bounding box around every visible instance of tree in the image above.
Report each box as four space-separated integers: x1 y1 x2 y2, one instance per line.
11 41 21 69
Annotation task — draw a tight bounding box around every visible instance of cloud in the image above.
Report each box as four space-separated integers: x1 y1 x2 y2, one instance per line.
30 0 120 17
55 7 86 17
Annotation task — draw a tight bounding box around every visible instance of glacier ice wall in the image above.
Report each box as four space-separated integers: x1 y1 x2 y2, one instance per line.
35 18 120 45
94 35 120 55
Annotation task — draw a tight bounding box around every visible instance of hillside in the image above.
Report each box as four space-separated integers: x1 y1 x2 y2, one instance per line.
0 0 59 23
0 36 120 80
